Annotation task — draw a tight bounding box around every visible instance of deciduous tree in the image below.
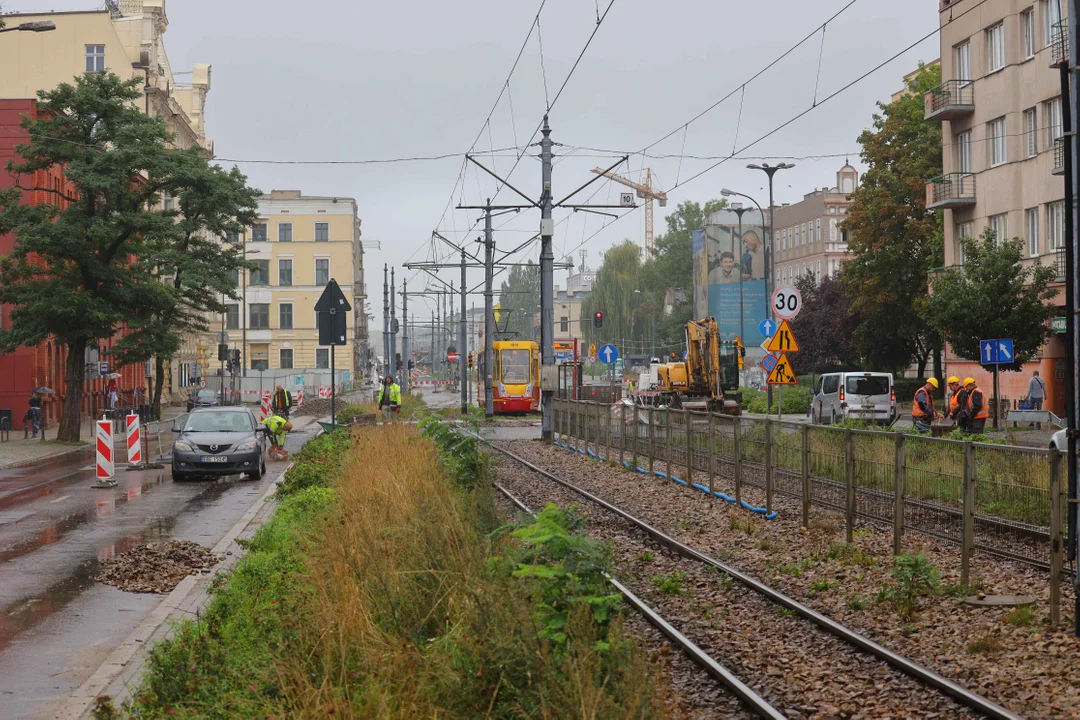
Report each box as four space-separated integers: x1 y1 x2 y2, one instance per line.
926 232 1057 371
844 62 943 376
789 272 862 374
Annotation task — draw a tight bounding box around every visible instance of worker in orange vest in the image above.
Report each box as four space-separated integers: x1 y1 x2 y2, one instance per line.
912 377 940 433
946 376 969 433
963 378 989 434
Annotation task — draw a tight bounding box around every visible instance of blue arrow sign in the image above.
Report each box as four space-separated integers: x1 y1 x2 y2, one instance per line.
759 319 776 337
980 338 1015 365
599 343 619 365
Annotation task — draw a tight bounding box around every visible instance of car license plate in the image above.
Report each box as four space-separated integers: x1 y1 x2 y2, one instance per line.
201 456 228 463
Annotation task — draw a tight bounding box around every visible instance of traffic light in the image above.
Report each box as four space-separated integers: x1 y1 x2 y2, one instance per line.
468 351 475 368
395 352 402 368
217 343 228 362
593 311 604 328
408 359 415 370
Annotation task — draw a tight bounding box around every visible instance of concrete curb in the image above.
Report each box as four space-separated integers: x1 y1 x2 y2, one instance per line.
54 470 287 720
0 443 93 471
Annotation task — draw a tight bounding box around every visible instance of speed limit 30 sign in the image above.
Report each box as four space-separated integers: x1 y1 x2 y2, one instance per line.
771 284 802 320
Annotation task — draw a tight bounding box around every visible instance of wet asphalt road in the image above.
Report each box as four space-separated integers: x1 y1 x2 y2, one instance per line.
0 426 315 720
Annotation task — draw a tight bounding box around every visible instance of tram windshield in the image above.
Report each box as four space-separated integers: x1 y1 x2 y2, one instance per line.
500 349 531 384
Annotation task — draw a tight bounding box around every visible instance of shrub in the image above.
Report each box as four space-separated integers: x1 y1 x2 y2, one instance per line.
878 553 939 618
1005 605 1037 627
275 429 352 498
651 572 688 595
965 633 1003 654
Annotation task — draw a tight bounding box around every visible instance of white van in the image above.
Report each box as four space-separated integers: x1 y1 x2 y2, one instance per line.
812 372 895 425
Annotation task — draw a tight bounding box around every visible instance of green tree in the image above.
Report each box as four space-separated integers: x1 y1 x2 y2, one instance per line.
114 159 260 407
789 272 862 374
0 73 199 441
926 231 1057 370
581 241 642 351
497 261 540 341
844 62 943 376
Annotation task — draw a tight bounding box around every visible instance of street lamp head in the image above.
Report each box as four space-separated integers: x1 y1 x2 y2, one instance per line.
721 188 735 197
746 164 763 171
778 162 796 170
18 20 56 32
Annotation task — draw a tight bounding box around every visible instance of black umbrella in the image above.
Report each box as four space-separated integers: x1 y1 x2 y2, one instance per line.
33 387 55 394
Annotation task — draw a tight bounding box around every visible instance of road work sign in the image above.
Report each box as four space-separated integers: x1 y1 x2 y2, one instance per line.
766 353 797 385
764 319 799 354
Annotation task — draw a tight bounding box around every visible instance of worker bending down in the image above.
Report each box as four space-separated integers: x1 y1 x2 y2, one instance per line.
262 413 291 449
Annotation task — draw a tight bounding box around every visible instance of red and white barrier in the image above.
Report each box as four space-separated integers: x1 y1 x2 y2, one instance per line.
125 413 141 465
410 380 454 387
259 393 271 421
296 386 304 408
96 420 114 480
318 387 330 399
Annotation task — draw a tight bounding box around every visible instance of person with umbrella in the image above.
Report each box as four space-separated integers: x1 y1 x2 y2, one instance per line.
26 387 53 438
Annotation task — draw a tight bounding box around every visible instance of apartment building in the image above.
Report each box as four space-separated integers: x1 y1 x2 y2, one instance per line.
0 1 212 422
772 164 860 286
227 191 365 378
927 0 1067 413
556 270 594 349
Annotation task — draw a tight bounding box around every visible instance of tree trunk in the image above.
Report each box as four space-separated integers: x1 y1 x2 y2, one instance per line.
916 353 928 380
933 344 943 386
152 356 166 414
58 336 87 442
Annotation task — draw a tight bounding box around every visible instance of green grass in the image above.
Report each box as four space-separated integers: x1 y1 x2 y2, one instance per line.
1005 605 1037 627
651 572 688 595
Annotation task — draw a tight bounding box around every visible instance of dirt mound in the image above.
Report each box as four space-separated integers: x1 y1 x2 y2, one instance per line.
293 398 332 418
96 539 219 593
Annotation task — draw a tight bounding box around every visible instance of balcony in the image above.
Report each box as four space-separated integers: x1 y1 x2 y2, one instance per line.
1053 137 1065 176
926 173 976 209
924 80 974 121
1051 22 1069 68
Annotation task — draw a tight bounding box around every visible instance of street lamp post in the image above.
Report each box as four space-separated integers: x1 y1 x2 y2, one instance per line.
744 163 794 410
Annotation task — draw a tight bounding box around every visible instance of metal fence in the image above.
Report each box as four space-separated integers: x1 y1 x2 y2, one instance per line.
553 399 1067 625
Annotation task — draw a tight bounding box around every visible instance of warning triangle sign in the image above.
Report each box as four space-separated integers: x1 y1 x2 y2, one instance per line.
764 319 800 353
766 353 798 385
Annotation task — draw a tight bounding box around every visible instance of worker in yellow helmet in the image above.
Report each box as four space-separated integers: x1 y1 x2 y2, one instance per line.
912 377 940 433
946 376 969 433
963 377 989 434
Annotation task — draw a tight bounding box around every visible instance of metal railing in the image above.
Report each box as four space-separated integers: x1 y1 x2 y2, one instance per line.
926 173 976 207
553 399 1067 626
923 80 973 117
1051 21 1069 67
1055 246 1066 281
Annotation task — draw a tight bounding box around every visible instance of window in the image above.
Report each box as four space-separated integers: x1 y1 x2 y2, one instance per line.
989 213 1008 244
225 304 239 330
315 222 329 241
1048 200 1065 249
315 348 330 369
816 261 821 284
802 223 807 245
795 226 800 246
986 22 1005 73
1023 109 1038 158
809 222 815 244
1026 208 1040 256
560 316 569 332
251 223 267 242
279 349 294 370
957 221 973 264
250 260 270 286
1046 97 1063 142
816 219 822 245
162 193 173 212
85 45 105 73
251 359 269 372
278 258 293 287
224 231 239 244
822 374 839 394
988 117 1007 167
315 258 330 285
278 223 292 242
228 268 240 288
279 303 293 330
249 303 270 329
955 131 972 173
1022 9 1035 58
1044 0 1062 47
500 349 531 383
955 40 971 81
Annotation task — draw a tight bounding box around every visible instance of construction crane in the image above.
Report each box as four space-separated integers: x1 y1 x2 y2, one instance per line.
591 167 668 258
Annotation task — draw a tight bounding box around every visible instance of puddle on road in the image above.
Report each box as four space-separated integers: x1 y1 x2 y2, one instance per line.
0 476 244 651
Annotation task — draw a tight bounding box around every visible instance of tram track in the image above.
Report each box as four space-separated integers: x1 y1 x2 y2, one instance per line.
482 435 1021 720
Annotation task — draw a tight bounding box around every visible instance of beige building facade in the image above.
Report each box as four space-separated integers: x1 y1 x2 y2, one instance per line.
227 191 365 379
928 0 1068 413
772 164 860 286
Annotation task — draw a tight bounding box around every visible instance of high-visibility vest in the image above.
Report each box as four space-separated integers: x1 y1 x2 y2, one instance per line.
966 387 989 420
263 415 287 434
912 387 934 418
379 383 402 405
949 392 960 413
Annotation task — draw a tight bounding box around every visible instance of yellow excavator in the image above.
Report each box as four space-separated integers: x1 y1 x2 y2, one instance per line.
654 317 743 415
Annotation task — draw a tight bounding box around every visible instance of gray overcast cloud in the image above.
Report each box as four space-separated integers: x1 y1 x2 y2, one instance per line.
7 0 939 329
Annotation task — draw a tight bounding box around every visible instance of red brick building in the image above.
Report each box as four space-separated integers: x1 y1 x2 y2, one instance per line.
0 99 144 432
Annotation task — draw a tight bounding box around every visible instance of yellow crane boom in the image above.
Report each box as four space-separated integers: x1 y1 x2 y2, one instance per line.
591 167 668 259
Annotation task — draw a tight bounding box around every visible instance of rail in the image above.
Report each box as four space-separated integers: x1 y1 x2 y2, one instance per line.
554 399 1067 625
484 436 1020 720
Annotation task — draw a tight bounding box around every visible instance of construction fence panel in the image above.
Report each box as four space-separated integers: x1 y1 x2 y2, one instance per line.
971 442 1051 568
771 421 804 501
902 434 965 547
806 425 847 514
850 427 897 526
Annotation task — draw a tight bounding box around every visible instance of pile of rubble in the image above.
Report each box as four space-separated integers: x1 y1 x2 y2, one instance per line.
292 398 333 418
96 540 219 593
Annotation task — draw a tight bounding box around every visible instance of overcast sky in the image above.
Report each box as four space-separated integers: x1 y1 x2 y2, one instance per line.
7 0 940 331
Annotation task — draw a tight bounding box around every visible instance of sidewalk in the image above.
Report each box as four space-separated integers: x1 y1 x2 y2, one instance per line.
0 407 186 470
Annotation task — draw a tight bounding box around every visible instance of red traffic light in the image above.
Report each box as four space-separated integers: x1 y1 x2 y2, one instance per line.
593 311 604 328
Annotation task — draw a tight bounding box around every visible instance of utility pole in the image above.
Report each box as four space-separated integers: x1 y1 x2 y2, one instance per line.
1066 0 1079 636
390 268 397 382
484 201 495 416
401 279 409 394
460 249 468 415
435 291 442 384
540 116 555 441
382 264 389 378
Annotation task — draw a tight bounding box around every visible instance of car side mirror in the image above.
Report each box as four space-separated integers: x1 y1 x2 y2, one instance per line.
171 413 189 433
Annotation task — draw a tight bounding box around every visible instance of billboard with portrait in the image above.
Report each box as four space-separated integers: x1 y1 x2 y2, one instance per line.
697 209 769 357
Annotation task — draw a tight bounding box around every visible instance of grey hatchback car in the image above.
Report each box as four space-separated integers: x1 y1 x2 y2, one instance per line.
171 407 267 481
